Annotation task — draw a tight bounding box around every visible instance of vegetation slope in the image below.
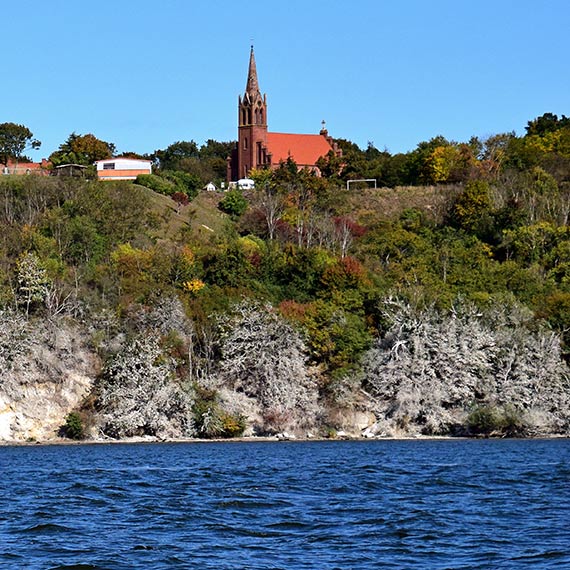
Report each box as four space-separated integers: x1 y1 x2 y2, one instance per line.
1 113 570 441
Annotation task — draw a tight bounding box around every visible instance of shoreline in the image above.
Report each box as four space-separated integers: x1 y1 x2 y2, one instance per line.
1 433 568 448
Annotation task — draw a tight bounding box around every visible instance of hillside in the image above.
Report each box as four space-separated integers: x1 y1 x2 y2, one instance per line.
1 152 570 441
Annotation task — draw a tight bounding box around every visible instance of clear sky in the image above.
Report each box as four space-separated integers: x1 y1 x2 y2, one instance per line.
8 0 570 161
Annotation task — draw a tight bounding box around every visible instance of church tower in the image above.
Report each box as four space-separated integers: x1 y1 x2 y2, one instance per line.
236 46 270 179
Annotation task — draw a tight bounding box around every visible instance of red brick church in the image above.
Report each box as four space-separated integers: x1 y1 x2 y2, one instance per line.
227 47 341 182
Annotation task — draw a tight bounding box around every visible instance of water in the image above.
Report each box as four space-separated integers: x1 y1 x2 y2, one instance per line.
0 439 569 569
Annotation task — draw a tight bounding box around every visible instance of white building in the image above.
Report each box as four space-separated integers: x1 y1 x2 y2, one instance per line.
237 178 255 190
95 158 152 181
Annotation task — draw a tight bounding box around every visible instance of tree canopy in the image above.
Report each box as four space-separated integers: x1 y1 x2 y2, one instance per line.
49 132 116 167
0 122 41 167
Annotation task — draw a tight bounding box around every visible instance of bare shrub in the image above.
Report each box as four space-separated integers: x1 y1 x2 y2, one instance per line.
0 308 32 375
362 298 570 435
215 300 318 433
96 335 195 438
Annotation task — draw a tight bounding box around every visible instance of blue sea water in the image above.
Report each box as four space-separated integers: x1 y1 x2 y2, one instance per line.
0 439 569 569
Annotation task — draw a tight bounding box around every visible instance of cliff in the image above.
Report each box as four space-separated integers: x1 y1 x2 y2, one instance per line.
0 310 97 441
1 297 569 443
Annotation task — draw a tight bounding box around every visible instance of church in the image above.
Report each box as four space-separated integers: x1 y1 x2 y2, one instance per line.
227 47 341 182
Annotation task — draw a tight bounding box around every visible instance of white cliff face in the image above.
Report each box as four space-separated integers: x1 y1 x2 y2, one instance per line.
0 312 98 441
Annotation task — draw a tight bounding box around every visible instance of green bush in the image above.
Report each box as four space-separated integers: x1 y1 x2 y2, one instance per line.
62 412 85 440
136 173 177 196
162 171 201 199
221 412 247 438
219 189 248 219
467 405 499 435
192 384 246 438
467 404 527 437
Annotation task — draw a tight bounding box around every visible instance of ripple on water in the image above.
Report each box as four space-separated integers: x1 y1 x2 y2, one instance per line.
0 439 569 569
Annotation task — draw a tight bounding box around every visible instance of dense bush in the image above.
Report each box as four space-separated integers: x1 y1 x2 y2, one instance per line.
192 385 246 438
219 189 248 219
162 171 201 199
61 412 85 440
467 405 528 437
208 300 319 434
96 335 195 438
135 173 177 195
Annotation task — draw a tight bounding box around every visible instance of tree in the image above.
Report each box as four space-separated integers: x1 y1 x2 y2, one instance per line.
526 113 570 137
450 180 494 234
219 189 248 219
153 141 199 170
199 139 235 161
0 123 41 170
213 301 319 434
249 170 286 240
0 307 32 373
15 252 50 317
333 216 367 257
49 133 115 167
171 191 190 214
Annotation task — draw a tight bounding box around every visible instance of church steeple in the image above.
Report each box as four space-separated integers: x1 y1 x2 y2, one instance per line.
234 46 269 180
239 46 267 126
245 45 260 98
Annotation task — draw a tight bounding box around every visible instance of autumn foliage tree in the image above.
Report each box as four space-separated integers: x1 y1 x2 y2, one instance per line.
49 133 115 167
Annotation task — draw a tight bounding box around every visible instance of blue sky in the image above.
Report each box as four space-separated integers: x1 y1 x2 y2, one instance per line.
8 0 570 161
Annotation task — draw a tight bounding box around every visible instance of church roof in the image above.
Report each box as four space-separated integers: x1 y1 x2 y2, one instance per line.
266 132 333 167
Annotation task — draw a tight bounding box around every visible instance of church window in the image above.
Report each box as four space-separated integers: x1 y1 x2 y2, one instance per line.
244 137 248 150
247 108 252 124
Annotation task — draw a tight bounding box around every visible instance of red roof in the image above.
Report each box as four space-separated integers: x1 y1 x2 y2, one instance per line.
266 132 333 167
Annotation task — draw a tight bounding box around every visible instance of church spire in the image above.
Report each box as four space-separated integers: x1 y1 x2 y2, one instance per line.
235 46 268 179
245 45 260 97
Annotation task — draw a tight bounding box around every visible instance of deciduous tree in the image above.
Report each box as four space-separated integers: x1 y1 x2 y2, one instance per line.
213 301 319 433
49 133 115 167
0 122 41 170
362 298 570 436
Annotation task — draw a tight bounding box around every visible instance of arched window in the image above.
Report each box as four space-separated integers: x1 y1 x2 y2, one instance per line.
241 109 246 125
259 108 264 124
244 137 248 150
247 108 252 124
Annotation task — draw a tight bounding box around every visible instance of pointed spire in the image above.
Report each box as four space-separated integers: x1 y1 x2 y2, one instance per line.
245 45 260 97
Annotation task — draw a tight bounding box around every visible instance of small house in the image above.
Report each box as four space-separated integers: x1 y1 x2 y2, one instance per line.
3 158 50 176
95 157 152 181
